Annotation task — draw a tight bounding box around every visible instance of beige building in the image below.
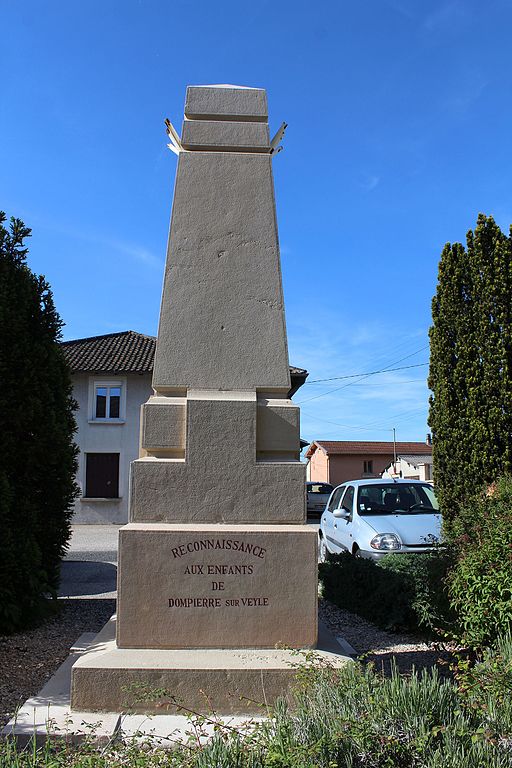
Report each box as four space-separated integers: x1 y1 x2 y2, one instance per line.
62 330 308 524
305 440 433 487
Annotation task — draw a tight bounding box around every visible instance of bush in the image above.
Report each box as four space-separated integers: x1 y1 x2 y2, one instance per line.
0 213 78 632
319 550 453 634
455 631 512 735
447 476 512 649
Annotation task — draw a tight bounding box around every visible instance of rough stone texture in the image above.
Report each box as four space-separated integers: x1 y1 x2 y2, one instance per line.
181 120 270 151
256 399 300 454
131 392 305 523
184 85 268 121
152 153 290 392
116 524 317 649
141 396 186 452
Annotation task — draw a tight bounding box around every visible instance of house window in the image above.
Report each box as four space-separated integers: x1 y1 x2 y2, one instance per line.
95 385 121 419
85 453 120 498
89 379 125 421
363 460 373 474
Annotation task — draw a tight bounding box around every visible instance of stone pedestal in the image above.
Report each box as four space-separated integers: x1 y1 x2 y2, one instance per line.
116 524 317 649
71 85 346 715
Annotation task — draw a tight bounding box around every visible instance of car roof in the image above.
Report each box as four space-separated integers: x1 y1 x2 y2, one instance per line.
336 478 430 488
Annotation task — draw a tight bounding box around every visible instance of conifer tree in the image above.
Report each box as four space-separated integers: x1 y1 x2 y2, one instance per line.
0 212 78 632
428 214 512 529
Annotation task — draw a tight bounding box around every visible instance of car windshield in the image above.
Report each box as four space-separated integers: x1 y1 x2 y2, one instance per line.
357 483 439 515
308 483 333 495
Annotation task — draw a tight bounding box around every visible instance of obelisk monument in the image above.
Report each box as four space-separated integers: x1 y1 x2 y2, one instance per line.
72 86 341 714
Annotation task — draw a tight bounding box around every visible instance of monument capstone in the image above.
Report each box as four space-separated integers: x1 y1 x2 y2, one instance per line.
71 85 346 715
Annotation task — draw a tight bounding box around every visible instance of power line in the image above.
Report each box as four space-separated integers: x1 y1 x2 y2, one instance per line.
301 405 428 434
297 346 429 404
305 362 428 384
301 410 393 433
348 378 425 389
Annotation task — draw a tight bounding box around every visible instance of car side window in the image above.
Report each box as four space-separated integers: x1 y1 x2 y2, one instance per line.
328 486 345 512
341 486 354 513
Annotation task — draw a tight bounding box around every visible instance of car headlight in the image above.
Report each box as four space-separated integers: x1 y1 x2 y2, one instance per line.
370 533 401 551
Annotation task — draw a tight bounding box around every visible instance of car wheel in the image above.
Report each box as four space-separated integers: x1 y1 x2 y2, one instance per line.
319 536 330 563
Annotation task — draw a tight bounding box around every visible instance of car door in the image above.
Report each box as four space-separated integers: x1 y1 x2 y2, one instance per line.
334 485 355 553
322 485 345 553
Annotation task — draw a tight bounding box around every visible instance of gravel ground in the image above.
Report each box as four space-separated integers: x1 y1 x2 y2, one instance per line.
0 596 453 729
0 599 115 728
320 597 454 676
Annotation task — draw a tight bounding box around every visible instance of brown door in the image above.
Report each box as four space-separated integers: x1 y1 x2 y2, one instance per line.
85 453 120 498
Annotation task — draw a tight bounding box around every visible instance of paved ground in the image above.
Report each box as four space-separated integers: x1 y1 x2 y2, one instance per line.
59 525 121 599
64 525 120 563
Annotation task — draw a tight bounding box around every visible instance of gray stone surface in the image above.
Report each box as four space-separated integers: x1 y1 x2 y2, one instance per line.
141 397 186 453
181 119 270 151
152 152 291 392
185 85 268 121
131 392 305 524
1 642 120 746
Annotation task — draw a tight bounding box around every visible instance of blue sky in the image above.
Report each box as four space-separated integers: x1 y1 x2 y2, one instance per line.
2 0 512 445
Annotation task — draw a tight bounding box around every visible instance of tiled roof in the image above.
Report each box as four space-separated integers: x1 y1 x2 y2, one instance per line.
61 332 308 394
398 454 434 465
61 331 155 374
306 440 432 458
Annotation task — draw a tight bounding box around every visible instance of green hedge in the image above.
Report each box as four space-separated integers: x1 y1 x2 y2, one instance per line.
447 476 512 649
319 550 453 634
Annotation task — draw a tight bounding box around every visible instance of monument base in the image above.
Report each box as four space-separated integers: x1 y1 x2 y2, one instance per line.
71 616 350 715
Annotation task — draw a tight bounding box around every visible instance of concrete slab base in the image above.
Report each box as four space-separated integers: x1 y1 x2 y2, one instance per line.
1 639 120 747
2 617 351 745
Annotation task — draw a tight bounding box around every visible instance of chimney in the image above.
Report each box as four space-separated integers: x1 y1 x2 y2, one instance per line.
426 433 432 446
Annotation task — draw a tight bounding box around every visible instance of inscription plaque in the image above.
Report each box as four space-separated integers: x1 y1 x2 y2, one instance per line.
116 524 317 650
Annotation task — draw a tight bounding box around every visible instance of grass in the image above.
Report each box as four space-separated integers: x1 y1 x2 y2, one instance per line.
2 638 512 767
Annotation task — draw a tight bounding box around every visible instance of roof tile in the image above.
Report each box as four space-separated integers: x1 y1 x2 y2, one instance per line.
61 331 155 374
308 440 432 456
61 333 308 397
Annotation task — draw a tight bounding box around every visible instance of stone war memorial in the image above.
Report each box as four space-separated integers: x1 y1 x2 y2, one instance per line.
71 85 347 715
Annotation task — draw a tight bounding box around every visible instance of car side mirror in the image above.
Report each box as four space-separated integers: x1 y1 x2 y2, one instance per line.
333 507 350 519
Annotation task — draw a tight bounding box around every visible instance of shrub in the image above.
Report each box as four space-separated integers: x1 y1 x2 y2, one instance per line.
4 644 512 766
319 550 453 634
0 213 78 632
447 476 512 649
455 631 512 736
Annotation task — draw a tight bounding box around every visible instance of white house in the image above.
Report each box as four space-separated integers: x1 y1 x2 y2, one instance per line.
62 330 308 524
62 331 155 524
383 453 434 482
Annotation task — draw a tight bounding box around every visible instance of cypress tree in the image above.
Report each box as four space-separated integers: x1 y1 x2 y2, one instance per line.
428 214 512 529
0 212 78 632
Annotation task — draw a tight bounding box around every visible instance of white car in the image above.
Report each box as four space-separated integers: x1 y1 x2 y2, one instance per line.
319 478 441 562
